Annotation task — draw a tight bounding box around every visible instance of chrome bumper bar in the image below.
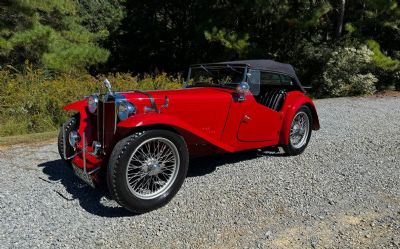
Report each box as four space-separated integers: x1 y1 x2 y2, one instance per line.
62 125 100 188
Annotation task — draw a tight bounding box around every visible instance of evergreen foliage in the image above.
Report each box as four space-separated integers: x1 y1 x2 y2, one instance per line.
0 0 123 72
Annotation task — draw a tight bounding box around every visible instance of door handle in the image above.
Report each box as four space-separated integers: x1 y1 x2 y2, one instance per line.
242 115 251 123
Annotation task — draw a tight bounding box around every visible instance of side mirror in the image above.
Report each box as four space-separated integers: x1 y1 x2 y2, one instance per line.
237 82 250 102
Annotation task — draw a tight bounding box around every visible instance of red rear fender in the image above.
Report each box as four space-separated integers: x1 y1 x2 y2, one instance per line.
279 93 320 145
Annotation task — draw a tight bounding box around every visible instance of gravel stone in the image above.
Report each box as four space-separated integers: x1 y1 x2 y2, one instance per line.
0 96 399 248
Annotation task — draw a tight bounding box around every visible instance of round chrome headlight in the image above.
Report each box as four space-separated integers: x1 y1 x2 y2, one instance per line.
68 131 80 147
118 101 136 120
88 94 99 113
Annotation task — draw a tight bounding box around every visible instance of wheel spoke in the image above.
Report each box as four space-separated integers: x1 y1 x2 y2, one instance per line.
136 147 149 161
125 137 179 199
158 151 173 162
160 156 175 164
289 112 310 149
130 174 147 187
128 170 146 179
155 143 167 159
130 155 146 164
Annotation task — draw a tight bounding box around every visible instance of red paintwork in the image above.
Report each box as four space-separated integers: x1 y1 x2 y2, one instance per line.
64 87 319 172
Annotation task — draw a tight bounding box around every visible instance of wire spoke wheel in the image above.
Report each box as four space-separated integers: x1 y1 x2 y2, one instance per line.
289 111 310 149
126 137 180 199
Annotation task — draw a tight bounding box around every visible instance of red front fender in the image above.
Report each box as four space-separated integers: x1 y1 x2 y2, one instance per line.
63 99 87 112
279 93 320 145
63 99 88 138
117 113 235 152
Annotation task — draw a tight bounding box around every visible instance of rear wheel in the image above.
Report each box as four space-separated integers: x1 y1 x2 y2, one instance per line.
107 130 189 213
283 106 312 156
58 115 79 162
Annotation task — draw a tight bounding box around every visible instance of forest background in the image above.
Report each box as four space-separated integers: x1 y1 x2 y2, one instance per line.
0 0 399 136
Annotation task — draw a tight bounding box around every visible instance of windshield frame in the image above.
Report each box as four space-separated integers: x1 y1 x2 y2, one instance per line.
185 64 249 88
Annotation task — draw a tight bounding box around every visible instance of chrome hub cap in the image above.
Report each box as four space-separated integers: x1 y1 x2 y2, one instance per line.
289 111 310 149
126 137 179 199
144 158 162 176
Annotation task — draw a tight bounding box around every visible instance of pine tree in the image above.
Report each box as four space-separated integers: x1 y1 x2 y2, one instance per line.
0 0 123 72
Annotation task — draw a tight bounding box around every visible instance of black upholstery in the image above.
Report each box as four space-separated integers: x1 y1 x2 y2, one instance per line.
257 88 286 111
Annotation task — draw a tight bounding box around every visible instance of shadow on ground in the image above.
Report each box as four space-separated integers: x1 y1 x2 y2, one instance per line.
38 149 283 217
38 160 133 218
188 147 289 177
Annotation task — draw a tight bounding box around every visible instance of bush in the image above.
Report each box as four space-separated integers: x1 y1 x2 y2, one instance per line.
318 46 378 97
395 71 400 90
366 40 400 90
0 65 182 136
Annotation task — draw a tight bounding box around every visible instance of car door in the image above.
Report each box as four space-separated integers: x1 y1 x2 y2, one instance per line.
237 71 282 142
237 96 281 142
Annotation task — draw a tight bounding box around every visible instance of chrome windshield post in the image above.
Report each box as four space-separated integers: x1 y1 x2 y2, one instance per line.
184 67 192 88
243 65 249 82
62 123 67 159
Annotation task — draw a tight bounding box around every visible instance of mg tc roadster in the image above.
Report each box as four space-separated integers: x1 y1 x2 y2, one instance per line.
58 60 320 213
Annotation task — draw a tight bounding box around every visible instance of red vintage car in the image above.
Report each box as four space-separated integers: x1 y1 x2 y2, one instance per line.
59 60 320 213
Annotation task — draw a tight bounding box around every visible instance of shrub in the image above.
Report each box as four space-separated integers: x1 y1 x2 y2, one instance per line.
319 46 378 97
366 40 400 90
395 71 400 90
0 65 183 136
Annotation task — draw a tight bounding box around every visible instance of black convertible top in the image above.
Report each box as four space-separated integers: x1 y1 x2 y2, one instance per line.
191 59 304 91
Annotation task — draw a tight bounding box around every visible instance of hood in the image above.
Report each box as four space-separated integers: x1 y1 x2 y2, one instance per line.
119 87 235 113
119 87 234 140
121 87 234 101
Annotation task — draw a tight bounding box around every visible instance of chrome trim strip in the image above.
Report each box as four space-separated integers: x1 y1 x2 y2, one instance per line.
88 166 101 175
70 132 100 188
65 152 79 160
114 101 117 134
62 123 67 159
97 101 100 141
185 67 191 87
83 131 87 175
102 101 105 149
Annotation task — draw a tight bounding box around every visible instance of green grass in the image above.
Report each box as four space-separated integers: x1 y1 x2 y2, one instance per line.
0 130 58 147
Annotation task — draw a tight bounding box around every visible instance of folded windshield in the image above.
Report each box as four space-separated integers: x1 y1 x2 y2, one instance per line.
187 65 246 87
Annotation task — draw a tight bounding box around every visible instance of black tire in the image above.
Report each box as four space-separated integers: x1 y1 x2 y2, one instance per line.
283 105 312 156
58 115 79 162
107 130 189 213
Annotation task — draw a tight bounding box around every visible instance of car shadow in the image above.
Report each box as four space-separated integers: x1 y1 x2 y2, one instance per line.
187 148 286 177
37 160 133 218
37 148 285 217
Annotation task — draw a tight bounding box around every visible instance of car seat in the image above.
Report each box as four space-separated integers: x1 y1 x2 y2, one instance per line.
258 88 286 111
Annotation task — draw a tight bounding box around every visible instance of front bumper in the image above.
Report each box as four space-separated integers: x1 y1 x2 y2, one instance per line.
63 125 102 187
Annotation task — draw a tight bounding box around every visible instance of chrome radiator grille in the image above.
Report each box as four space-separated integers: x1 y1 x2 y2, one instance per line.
97 97 116 154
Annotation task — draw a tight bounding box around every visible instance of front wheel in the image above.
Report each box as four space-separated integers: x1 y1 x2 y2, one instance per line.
283 105 312 156
107 130 189 213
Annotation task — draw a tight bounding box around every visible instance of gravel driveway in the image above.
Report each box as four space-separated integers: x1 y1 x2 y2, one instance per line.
1 96 399 249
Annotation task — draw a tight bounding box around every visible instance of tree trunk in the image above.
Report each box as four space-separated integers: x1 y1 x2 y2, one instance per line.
336 0 346 38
